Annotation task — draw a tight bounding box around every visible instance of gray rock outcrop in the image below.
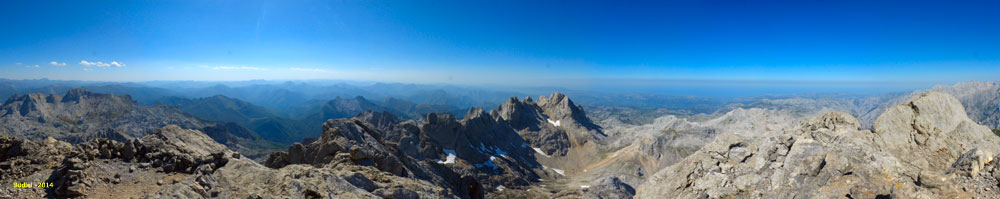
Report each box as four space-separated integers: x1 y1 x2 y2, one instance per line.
636 92 1000 198
1 124 456 198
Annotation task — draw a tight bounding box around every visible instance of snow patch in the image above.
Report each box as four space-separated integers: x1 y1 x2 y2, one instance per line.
496 185 505 192
580 185 590 189
547 119 561 127
493 147 507 156
475 156 500 169
533 147 551 158
552 168 565 176
435 149 457 164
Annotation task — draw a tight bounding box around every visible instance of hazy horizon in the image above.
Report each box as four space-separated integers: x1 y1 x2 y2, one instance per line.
0 76 972 99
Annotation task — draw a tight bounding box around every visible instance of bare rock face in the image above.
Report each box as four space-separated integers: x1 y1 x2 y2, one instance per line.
0 136 74 183
873 92 1000 172
1 125 235 198
927 81 1000 130
582 176 636 199
574 107 799 189
2 125 452 198
490 93 604 157
636 92 1000 198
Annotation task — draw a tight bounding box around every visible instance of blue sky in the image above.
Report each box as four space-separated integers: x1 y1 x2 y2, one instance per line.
1 1 999 89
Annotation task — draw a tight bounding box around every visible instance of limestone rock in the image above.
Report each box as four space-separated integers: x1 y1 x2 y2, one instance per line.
636 92 1000 198
873 92 1000 171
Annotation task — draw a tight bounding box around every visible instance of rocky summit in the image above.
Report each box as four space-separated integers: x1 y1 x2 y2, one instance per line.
494 93 606 153
4 88 1000 199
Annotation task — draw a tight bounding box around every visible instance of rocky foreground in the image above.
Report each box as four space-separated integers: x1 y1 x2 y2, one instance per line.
1 123 460 198
0 93 620 198
637 92 1000 198
2 90 1000 198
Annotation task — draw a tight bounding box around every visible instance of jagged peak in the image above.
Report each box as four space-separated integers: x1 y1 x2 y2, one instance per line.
462 107 495 125
546 92 567 102
505 96 521 105
536 92 593 125
463 107 486 119
537 92 578 110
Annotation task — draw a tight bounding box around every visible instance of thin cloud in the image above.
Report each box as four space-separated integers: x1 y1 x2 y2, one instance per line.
24 64 40 68
290 67 329 73
83 68 93 71
211 66 265 70
79 60 125 67
49 61 67 66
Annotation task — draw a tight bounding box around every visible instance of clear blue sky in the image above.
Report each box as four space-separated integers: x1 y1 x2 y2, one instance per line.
1 1 999 88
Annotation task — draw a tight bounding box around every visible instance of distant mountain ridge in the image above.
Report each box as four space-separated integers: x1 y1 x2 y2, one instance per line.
156 95 280 123
154 95 312 144
1 78 750 118
158 93 468 144
0 88 280 158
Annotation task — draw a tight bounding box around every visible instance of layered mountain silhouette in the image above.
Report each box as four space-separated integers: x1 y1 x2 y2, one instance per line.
156 95 310 144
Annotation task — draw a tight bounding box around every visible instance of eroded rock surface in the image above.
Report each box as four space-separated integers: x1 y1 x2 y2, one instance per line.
0 125 445 198
636 92 1000 199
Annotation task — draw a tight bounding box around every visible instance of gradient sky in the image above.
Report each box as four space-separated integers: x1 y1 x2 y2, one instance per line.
1 1 999 87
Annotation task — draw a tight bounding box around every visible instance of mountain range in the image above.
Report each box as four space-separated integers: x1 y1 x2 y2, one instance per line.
2 81 1000 198
0 88 280 159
